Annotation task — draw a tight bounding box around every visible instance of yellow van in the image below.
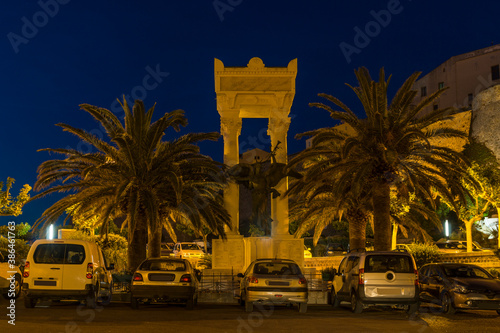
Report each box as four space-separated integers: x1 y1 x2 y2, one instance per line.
23 239 114 309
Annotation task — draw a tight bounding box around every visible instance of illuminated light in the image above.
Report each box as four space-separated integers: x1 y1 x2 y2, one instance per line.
445 220 449 237
48 224 53 240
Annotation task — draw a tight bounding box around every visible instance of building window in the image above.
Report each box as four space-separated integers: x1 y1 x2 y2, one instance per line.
492 65 500 81
438 82 445 90
421 86 427 97
433 104 439 111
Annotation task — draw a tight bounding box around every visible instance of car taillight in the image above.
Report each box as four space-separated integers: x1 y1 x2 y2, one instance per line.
133 273 143 281
23 261 30 278
248 276 258 284
414 269 419 286
86 263 93 279
298 277 307 285
359 268 365 285
180 274 192 282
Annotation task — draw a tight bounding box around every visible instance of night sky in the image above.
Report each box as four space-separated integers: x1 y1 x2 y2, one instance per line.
1 0 499 227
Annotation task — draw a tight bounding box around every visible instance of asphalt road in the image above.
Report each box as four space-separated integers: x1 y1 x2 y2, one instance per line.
1 297 499 333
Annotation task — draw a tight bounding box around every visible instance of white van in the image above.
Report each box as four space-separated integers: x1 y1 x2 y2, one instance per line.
23 239 114 309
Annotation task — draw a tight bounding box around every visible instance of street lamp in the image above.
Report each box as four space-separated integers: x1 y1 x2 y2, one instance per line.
445 220 449 238
48 224 53 240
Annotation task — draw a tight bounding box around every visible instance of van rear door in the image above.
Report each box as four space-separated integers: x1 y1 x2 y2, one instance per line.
62 243 88 290
31 243 66 290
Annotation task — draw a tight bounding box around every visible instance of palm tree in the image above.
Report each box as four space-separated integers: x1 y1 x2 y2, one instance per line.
290 67 468 251
33 99 230 271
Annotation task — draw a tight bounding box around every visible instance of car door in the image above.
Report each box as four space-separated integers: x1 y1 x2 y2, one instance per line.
332 257 348 300
62 243 87 290
418 266 433 301
31 243 65 291
425 265 443 301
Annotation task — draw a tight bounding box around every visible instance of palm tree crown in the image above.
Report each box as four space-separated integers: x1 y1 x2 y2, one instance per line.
289 67 468 250
33 99 230 271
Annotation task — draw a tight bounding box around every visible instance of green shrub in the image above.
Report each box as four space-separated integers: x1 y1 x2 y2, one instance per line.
314 244 326 257
0 237 31 266
406 242 442 269
321 267 336 281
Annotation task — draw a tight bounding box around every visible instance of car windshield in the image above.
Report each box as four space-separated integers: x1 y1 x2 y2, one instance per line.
253 262 301 275
182 244 201 250
140 260 186 271
443 266 492 279
364 255 413 273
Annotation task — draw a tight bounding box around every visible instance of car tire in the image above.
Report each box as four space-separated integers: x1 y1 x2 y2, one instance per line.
130 297 139 309
299 302 307 313
24 296 37 308
86 285 98 309
406 302 419 315
330 287 340 308
2 274 22 300
441 292 455 315
245 300 253 312
186 295 195 310
351 292 363 314
100 282 113 305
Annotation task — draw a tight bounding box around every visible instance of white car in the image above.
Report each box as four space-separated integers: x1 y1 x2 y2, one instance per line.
23 239 114 309
172 242 205 259
0 250 23 299
130 258 199 309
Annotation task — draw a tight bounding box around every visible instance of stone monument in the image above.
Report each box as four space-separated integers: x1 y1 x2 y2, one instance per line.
212 57 304 272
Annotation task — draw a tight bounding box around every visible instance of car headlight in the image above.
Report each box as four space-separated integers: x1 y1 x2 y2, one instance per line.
453 284 470 294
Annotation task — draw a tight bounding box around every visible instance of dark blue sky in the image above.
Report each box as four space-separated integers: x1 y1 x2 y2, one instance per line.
1 0 499 227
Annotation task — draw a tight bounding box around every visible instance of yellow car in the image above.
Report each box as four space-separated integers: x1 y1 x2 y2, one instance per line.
304 245 312 258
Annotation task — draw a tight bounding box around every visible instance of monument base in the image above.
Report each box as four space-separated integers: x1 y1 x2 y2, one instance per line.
212 235 304 273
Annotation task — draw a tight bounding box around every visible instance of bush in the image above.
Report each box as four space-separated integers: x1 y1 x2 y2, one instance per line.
0 237 30 266
406 242 442 269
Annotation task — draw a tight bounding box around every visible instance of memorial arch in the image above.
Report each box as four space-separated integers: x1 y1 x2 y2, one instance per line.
212 57 304 272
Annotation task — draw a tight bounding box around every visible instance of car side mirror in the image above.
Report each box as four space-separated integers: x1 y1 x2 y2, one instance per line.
107 263 115 271
237 273 244 278
307 247 311 251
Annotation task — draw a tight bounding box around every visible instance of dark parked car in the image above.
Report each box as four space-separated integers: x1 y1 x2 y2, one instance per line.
130 258 199 309
419 263 500 314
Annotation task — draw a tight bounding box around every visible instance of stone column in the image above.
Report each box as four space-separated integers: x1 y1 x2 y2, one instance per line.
267 115 291 237
221 116 242 235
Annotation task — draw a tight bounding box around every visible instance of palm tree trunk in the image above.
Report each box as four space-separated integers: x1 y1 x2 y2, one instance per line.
148 228 162 258
346 207 368 251
373 182 392 251
128 217 147 272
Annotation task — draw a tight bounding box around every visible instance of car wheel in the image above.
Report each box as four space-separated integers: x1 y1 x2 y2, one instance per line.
406 302 419 315
86 284 98 309
24 296 37 308
351 292 363 314
2 274 22 300
130 297 139 309
100 282 113 305
441 292 455 315
330 287 340 308
186 295 195 310
299 302 307 313
245 300 253 312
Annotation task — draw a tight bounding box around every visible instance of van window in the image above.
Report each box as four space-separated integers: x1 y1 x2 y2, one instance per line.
364 255 413 273
33 244 86 264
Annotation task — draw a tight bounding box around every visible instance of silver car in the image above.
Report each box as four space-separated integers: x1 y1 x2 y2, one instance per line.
237 258 308 313
130 258 199 309
330 250 420 314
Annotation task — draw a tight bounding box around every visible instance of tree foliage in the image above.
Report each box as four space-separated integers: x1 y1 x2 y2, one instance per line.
0 178 31 216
